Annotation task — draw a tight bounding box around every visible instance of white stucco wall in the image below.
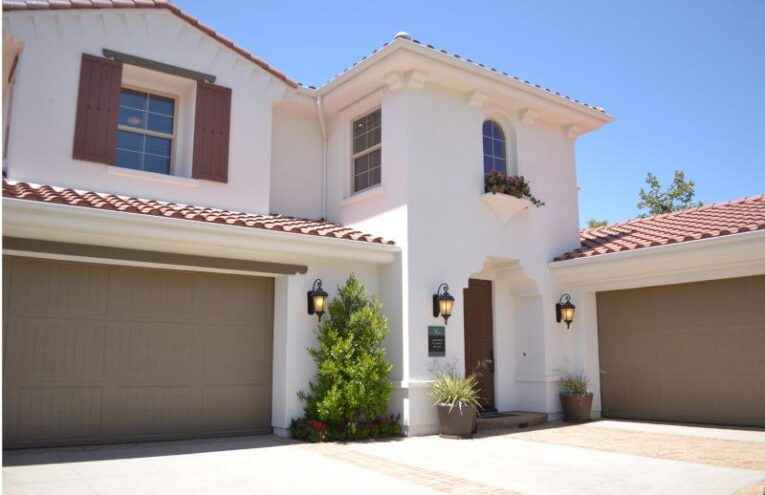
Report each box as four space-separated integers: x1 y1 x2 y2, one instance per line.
3 9 288 214
321 79 590 433
270 93 323 219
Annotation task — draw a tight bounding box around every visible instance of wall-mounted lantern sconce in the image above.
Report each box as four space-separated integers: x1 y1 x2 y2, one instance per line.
556 293 576 329
433 283 455 324
307 279 329 321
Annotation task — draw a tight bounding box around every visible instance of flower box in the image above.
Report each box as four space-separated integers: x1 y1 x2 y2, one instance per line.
481 192 532 222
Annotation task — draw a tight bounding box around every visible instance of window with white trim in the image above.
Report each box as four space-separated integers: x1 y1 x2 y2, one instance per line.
115 88 175 174
482 119 507 175
352 108 381 193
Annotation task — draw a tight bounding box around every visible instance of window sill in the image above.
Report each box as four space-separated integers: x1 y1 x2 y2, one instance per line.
108 166 200 188
338 185 385 209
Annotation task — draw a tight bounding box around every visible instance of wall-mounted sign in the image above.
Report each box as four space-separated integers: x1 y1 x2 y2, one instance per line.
428 326 445 357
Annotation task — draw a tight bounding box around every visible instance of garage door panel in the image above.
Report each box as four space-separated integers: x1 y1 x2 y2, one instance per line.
4 386 104 446
663 327 718 369
718 375 765 422
716 325 765 368
202 325 269 377
112 321 198 377
5 318 106 378
8 258 109 317
108 268 196 322
194 274 271 325
603 328 663 371
111 386 199 438
3 257 274 448
661 374 721 421
598 275 765 427
201 384 270 433
602 374 665 418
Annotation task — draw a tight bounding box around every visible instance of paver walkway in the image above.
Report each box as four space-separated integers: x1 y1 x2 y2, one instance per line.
3 420 764 494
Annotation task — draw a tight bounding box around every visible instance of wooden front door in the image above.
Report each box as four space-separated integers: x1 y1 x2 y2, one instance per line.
463 278 495 410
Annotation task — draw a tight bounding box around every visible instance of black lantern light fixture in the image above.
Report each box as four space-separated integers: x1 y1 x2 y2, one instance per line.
433 283 455 324
307 279 329 321
556 293 576 329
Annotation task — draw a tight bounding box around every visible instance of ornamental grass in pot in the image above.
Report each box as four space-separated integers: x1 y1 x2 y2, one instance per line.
558 371 593 422
428 372 482 438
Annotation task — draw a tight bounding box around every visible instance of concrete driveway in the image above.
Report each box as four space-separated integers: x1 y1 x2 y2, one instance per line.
3 420 764 495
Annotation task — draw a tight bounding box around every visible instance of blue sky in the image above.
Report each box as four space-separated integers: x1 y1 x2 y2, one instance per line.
176 0 765 227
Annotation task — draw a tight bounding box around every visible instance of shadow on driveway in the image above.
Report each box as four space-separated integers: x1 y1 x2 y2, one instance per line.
3 434 296 467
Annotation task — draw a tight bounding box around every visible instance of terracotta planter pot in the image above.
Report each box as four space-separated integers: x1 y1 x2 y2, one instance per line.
559 392 593 422
436 404 477 438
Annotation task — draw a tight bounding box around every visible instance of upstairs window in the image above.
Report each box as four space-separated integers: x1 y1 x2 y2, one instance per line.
352 108 381 193
115 88 175 174
482 120 506 175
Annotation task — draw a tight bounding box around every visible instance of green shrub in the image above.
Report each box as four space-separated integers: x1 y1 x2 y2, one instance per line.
289 414 401 442
297 275 394 437
559 370 590 395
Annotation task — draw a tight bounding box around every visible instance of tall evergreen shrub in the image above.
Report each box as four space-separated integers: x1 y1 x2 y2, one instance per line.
298 275 393 434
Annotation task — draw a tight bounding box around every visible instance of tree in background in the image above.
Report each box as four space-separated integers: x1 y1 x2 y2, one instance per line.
637 170 703 217
297 274 393 440
586 218 609 229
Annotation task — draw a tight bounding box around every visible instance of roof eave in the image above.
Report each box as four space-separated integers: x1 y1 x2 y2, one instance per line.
3 197 400 265
549 229 765 285
317 38 613 124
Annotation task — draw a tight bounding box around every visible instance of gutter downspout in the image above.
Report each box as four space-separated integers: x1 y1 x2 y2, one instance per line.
316 95 328 220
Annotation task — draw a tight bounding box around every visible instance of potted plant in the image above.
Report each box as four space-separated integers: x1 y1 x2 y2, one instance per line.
484 170 545 207
558 370 593 422
428 371 482 438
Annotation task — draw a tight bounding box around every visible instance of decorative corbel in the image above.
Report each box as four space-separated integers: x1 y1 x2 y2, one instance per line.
384 72 406 92
519 108 539 126
466 90 488 109
405 70 428 90
564 124 583 140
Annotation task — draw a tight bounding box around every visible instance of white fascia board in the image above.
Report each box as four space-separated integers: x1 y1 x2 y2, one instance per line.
3 198 399 265
548 229 765 291
317 39 613 126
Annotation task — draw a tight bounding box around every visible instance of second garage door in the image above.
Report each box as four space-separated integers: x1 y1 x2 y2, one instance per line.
597 275 765 427
3 256 274 449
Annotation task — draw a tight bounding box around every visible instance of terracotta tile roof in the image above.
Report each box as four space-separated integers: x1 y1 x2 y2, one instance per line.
1 0 298 88
312 33 607 115
554 195 765 261
3 179 395 245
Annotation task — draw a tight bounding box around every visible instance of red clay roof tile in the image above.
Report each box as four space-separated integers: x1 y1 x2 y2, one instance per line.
3 179 395 245
554 195 765 261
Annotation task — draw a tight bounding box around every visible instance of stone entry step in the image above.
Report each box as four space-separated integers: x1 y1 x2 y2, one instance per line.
476 411 548 431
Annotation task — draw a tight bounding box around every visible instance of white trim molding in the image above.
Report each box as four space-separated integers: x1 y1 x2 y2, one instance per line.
549 229 765 291
3 198 400 266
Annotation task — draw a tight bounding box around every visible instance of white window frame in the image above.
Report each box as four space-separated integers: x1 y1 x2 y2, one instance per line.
482 119 507 176
350 106 382 194
116 84 179 176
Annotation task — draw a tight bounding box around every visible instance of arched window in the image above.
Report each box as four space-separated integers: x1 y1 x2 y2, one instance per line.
482 120 507 175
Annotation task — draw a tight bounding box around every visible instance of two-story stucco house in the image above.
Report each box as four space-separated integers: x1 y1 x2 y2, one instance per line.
3 1 764 449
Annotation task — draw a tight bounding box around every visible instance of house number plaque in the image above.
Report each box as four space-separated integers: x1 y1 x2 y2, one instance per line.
428 326 446 357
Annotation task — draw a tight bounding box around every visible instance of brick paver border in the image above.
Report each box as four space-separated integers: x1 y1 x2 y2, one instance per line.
509 423 765 471
304 442 524 495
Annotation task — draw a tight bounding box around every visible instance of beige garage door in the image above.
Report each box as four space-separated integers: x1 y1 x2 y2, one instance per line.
3 256 274 449
597 275 765 427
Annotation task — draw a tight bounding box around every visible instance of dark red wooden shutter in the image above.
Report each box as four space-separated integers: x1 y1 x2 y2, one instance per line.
192 82 231 183
72 54 122 164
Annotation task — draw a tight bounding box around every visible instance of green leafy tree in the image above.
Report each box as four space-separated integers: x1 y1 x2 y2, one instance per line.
299 275 393 434
586 218 609 229
637 170 702 217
